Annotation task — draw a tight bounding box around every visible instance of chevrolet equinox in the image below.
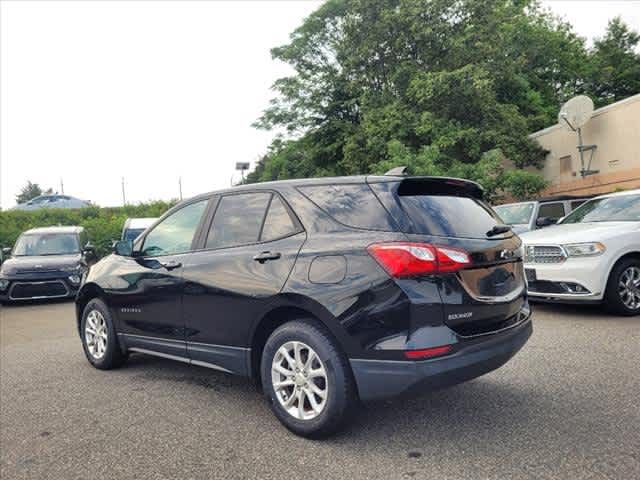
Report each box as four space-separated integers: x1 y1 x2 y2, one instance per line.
76 173 532 437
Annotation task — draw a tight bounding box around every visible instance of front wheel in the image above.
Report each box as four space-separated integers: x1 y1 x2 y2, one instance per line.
81 298 128 369
604 258 640 316
261 319 357 438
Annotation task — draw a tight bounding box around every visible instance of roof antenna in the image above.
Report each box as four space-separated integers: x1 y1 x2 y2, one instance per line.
384 166 408 176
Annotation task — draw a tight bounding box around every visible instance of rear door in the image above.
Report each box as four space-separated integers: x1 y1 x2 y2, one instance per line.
370 178 526 336
181 191 305 374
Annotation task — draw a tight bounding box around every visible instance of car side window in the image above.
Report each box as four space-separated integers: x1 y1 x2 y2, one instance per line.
538 202 565 220
570 200 586 211
206 193 271 249
142 199 208 257
260 195 299 242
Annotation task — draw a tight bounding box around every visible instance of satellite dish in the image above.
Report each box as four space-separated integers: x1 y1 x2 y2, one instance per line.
558 95 594 131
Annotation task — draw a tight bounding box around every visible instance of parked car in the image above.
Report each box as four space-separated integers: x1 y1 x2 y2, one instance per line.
0 226 96 303
75 174 532 437
494 196 591 234
12 194 91 210
0 227 96 303
520 189 640 314
121 218 157 242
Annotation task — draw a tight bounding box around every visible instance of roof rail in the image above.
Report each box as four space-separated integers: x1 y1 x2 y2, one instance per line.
384 166 408 176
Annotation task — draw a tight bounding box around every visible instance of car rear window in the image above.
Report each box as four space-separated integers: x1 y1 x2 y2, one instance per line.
298 184 396 231
398 195 502 238
370 180 503 238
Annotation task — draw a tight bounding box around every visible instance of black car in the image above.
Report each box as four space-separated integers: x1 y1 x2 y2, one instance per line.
75 173 532 437
0 226 96 303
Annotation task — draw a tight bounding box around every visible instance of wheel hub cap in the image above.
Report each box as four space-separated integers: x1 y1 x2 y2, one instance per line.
271 341 328 421
618 266 640 310
85 310 108 359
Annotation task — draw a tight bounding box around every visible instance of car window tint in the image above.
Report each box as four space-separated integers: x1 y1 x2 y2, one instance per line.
570 200 586 210
398 195 500 238
142 200 208 257
538 203 565 219
298 184 395 230
206 193 270 249
261 196 298 241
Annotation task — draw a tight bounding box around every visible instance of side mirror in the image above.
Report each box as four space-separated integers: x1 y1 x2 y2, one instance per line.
113 240 133 257
1 247 11 256
83 242 96 257
536 217 557 228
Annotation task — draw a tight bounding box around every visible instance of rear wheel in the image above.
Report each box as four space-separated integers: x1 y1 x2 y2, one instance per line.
81 298 128 369
604 258 640 316
261 319 357 438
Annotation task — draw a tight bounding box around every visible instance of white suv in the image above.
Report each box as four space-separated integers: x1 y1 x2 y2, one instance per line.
520 189 640 315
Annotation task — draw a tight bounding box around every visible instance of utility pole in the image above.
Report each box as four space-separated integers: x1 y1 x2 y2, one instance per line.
178 177 183 200
60 178 64 194
121 177 126 206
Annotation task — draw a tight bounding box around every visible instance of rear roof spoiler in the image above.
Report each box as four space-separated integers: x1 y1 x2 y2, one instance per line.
397 176 484 200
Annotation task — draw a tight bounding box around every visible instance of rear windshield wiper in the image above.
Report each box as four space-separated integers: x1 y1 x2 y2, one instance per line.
486 225 512 237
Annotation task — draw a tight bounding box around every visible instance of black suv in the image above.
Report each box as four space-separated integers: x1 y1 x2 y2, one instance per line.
76 174 532 437
1 226 96 303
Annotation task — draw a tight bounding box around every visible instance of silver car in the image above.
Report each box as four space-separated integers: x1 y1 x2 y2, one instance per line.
13 195 91 210
494 196 591 234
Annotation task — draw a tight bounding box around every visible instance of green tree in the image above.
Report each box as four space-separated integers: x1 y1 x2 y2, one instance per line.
588 17 640 106
248 0 638 200
15 181 53 204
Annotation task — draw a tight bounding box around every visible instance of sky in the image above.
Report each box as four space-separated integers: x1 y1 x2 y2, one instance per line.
1 0 639 208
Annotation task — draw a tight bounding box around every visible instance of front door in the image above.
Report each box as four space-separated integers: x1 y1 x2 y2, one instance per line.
115 198 210 358
182 191 306 374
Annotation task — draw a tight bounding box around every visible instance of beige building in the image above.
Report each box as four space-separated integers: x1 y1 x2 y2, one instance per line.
530 93 640 197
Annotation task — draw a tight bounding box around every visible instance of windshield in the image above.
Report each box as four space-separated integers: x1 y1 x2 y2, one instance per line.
13 233 80 256
494 203 534 225
561 194 640 224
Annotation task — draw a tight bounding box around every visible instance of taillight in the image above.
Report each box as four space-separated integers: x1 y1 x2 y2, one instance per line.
367 242 471 278
404 345 452 359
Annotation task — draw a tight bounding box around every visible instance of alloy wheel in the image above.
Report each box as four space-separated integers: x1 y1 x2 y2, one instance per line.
618 266 640 310
85 310 108 359
271 341 328 421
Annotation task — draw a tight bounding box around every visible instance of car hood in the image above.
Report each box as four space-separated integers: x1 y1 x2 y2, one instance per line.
519 222 640 245
0 254 82 275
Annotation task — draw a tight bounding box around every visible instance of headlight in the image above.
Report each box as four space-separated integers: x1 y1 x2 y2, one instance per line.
0 278 9 291
563 242 606 257
62 264 82 272
68 274 82 285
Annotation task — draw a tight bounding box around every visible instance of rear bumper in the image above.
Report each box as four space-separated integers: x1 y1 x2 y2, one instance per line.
350 318 532 402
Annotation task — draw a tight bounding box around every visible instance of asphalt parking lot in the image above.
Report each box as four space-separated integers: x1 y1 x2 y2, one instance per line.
1 301 639 480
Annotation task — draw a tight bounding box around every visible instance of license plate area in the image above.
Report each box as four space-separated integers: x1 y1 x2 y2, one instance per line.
525 268 537 283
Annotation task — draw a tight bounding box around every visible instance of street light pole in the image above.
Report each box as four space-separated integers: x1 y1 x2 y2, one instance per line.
235 162 250 185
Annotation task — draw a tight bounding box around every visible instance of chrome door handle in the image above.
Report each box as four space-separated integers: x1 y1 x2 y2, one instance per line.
160 260 182 271
253 251 281 263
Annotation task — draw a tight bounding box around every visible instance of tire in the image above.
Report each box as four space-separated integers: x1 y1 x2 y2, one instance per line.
261 319 357 438
80 298 128 369
604 257 640 316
